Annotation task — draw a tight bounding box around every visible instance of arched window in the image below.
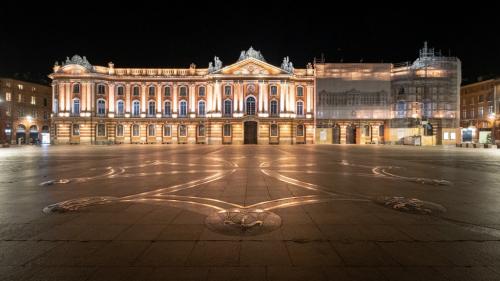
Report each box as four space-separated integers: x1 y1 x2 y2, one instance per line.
117 86 124 96
148 101 156 116
149 86 155 96
296 86 304 97
148 124 156 136
179 125 187 136
97 124 106 136
72 124 80 136
198 86 205 96
164 86 171 97
296 101 304 116
97 99 106 116
97 84 106 95
364 125 370 136
270 85 278 96
224 85 232 96
246 96 256 115
132 124 140 137
223 124 231 137
224 100 232 116
270 123 278 137
72 99 80 115
164 101 171 116
179 86 187 97
423 123 433 136
270 100 278 116
133 86 140 96
297 125 304 137
116 100 124 115
198 125 205 137
132 100 140 116
163 125 171 136
116 124 124 137
198 100 206 116
179 100 187 117
72 83 80 94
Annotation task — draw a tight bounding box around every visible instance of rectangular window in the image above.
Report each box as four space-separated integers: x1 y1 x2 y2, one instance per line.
117 86 124 96
164 125 171 136
179 87 187 97
72 124 80 136
179 125 187 136
31 96 36 105
270 124 278 137
198 87 205 96
450 132 456 140
133 86 140 96
32 109 37 118
18 94 22 103
223 124 231 137
297 87 304 97
116 125 124 137
164 87 171 97
97 124 106 136
270 86 277 95
18 84 23 90
224 86 231 96
132 125 140 136
5 92 11 101
44 111 48 120
43 98 48 107
97 85 106 95
478 107 483 118
443 132 449 140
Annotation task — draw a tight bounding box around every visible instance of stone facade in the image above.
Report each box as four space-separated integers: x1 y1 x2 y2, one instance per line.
0 78 52 144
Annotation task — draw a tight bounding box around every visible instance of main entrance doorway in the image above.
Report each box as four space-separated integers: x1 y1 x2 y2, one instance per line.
244 121 257 144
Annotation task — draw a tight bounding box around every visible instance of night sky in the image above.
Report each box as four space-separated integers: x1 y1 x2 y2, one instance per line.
0 4 497 85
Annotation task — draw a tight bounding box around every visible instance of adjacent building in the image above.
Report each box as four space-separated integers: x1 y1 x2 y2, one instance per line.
0 78 52 144
49 43 462 145
460 78 500 144
316 42 461 145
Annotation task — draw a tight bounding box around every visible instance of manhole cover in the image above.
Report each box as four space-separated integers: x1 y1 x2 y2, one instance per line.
205 208 281 236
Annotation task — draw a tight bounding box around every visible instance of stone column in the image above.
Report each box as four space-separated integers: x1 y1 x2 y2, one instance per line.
306 85 313 113
51 83 56 113
108 83 115 113
289 83 295 114
233 81 239 112
258 81 263 112
263 81 268 112
65 82 71 112
157 83 162 113
207 83 213 113
279 82 285 112
141 84 146 113
214 81 220 112
125 84 131 113
90 82 95 112
173 83 178 113
81 82 87 112
239 83 244 113
189 83 196 113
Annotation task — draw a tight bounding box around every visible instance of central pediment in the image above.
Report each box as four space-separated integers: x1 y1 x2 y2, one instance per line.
213 57 289 76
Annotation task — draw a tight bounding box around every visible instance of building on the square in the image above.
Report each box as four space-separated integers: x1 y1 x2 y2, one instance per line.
49 43 461 146
315 42 462 145
49 47 315 145
0 78 52 144
460 78 500 144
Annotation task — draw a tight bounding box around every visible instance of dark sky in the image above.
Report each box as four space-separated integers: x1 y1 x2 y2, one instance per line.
0 3 498 85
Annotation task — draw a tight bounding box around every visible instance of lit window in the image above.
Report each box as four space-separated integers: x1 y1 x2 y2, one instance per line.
18 84 23 90
31 96 36 105
32 87 36 92
5 92 11 101
246 96 256 115
18 94 22 103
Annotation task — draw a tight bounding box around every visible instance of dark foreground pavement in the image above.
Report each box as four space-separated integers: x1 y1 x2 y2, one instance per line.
1 144 500 281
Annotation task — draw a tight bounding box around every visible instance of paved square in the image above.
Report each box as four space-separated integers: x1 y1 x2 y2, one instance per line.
1 145 500 280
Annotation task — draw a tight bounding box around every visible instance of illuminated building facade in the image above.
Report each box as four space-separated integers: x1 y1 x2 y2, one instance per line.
0 78 52 144
460 78 500 144
49 48 315 145
50 43 461 145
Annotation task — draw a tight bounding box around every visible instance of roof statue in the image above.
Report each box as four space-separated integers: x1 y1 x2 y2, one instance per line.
281 56 294 73
61 54 94 71
237 46 265 62
208 56 223 73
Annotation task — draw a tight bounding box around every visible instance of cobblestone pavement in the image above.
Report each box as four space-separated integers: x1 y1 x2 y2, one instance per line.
1 144 500 281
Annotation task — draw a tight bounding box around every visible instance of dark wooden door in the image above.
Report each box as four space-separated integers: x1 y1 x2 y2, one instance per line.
244 121 257 144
